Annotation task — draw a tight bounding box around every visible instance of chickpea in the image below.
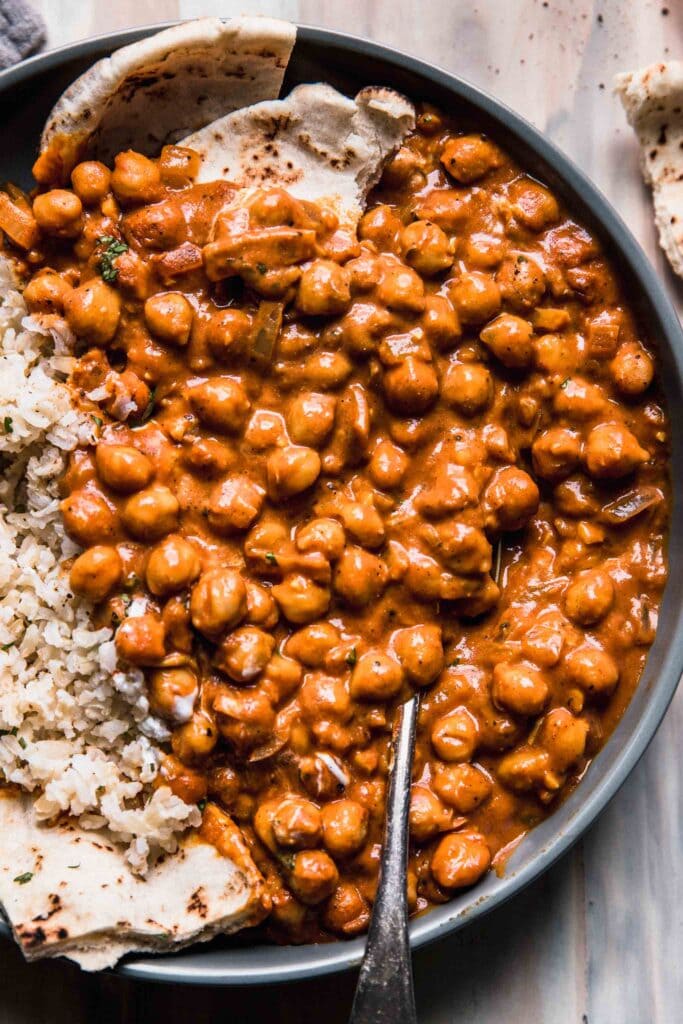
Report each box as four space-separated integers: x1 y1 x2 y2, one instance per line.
243 409 285 451
377 263 425 313
584 422 648 480
267 445 321 500
564 644 619 697
64 278 121 345
538 707 589 771
564 569 614 626
296 517 346 560
431 707 479 762
245 580 279 629
480 313 534 369
431 830 491 890
422 294 461 349
145 535 200 597
287 392 336 448
215 625 275 682
508 177 559 231
202 307 252 360
95 444 153 494
522 613 566 668
442 361 493 415
214 686 276 752
492 661 549 716
340 501 385 549
440 134 500 183
350 650 404 701
159 753 207 805
208 764 240 807
484 466 539 532
433 763 493 813
110 150 161 205
393 624 444 687
262 653 302 702
323 883 370 937
172 709 218 762
300 671 352 725
496 254 546 310
358 204 402 251
189 377 250 435
532 427 582 482
60 489 118 546
497 747 550 793
610 341 654 397
400 220 453 276
297 259 351 316
32 189 82 236
144 292 194 346
23 271 71 314
383 356 439 415
286 624 338 670
121 484 179 541
334 546 389 606
69 545 122 602
149 666 198 722
271 795 322 849
303 349 353 390
435 520 492 575
115 613 166 665
289 849 339 905
190 568 247 638
368 439 408 490
207 475 265 533
183 437 233 478
409 786 452 843
70 161 111 204
318 799 369 859
272 574 331 624
554 377 605 422
449 272 501 326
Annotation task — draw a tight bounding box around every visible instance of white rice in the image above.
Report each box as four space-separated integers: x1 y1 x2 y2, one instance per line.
0 258 200 873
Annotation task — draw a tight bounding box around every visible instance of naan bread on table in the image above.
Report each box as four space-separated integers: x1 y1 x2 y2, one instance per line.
182 82 416 228
616 61 683 278
35 16 296 183
0 796 266 970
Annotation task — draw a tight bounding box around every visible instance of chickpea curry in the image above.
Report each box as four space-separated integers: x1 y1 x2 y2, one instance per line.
4 105 669 944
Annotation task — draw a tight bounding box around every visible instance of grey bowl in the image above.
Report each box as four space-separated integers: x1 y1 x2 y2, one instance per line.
1 23 682 987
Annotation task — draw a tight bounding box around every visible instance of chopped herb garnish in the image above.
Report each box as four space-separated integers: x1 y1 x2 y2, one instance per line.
560 378 570 390
197 799 207 812
91 415 103 428
67 864 80 870
1 643 14 651
14 872 33 884
96 785 106 795
139 387 157 424
3 416 13 434
265 552 278 566
256 262 268 275
96 235 129 283
345 647 358 668
449 657 461 668
0 726 17 737
17 736 26 750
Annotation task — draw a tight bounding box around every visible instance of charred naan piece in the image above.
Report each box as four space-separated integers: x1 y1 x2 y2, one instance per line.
36 16 296 184
0 796 266 970
616 61 683 278
182 82 416 228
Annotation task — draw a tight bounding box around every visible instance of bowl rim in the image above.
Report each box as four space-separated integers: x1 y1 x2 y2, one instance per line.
1 20 682 987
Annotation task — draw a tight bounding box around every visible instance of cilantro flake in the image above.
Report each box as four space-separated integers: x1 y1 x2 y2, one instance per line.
256 262 268 275
197 799 207 812
96 235 129 284
3 416 13 435
265 552 278 566
345 647 358 668
14 872 33 884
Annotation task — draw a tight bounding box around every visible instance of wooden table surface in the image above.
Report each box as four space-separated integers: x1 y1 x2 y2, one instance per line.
4 1 682 1021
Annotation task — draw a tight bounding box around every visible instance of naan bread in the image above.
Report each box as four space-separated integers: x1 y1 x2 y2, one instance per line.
182 83 416 227
616 61 683 277
37 16 296 183
0 796 266 970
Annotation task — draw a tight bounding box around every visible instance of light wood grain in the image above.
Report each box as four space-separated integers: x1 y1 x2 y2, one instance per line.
4 2 683 1021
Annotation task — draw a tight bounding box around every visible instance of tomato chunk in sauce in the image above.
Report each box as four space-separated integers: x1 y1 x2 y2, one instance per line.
16 108 668 944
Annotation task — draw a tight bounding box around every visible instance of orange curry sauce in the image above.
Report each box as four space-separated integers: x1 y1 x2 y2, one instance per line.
3 105 669 943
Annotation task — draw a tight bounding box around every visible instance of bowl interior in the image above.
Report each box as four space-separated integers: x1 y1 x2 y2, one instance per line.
1 24 682 986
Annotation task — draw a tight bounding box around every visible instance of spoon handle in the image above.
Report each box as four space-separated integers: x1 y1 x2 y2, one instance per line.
348 694 419 1024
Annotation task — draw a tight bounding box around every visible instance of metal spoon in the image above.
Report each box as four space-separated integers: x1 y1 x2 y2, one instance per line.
348 694 419 1024
348 540 503 1023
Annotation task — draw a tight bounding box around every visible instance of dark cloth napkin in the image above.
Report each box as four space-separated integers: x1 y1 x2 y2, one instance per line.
0 0 46 71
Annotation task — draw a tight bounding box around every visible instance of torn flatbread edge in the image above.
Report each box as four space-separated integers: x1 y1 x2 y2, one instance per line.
0 795 267 971
37 16 296 182
615 61 683 278
182 81 416 229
